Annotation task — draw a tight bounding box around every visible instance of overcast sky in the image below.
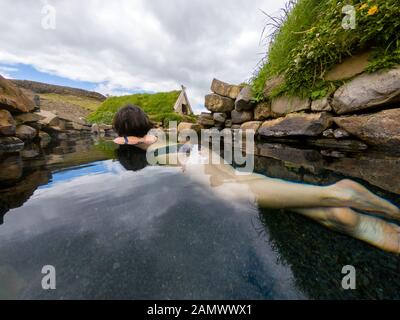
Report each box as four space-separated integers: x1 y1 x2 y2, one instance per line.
0 0 287 113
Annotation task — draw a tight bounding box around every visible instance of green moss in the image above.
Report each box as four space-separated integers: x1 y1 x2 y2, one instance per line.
87 91 197 125
252 0 400 100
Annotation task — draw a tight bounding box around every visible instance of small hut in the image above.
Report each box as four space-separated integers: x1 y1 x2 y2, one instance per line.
173 85 193 116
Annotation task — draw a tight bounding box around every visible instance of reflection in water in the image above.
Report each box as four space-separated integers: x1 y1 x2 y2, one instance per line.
0 137 399 299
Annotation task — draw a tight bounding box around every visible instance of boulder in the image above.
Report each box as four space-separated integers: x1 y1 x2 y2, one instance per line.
91 123 100 135
177 122 201 133
259 112 333 138
0 109 16 136
231 110 253 124
213 113 227 124
16 125 37 141
225 119 232 128
210 79 242 99
205 94 234 113
264 75 284 98
198 113 215 127
334 108 400 147
37 110 60 127
254 102 273 121
271 95 310 116
71 122 92 131
311 98 332 112
333 128 350 139
332 68 400 114
38 131 51 148
323 129 335 138
324 51 370 81
241 121 262 133
235 86 254 111
0 136 24 152
0 75 35 113
14 112 43 124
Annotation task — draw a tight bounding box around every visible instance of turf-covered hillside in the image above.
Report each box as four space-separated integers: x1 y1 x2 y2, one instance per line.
87 91 196 126
252 0 400 101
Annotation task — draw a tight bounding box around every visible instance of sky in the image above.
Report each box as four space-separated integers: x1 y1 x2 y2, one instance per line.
0 0 288 113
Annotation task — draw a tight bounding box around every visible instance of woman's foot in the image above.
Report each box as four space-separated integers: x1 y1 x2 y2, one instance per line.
334 180 400 220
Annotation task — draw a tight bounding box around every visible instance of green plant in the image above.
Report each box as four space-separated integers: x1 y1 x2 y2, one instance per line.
252 0 400 100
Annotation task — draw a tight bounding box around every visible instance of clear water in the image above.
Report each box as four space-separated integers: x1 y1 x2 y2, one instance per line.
0 137 399 300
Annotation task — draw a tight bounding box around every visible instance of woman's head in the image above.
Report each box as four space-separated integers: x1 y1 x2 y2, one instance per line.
113 104 153 137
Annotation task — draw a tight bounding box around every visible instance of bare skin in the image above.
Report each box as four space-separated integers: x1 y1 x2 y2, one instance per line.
115 136 400 254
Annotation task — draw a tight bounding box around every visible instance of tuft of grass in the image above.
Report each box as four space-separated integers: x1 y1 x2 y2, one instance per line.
87 91 197 126
252 0 400 100
40 93 102 111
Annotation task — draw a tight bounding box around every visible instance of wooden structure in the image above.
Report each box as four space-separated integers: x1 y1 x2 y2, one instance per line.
173 85 193 115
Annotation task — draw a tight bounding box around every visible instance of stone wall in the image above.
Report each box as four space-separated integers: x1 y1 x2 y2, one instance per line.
199 67 400 151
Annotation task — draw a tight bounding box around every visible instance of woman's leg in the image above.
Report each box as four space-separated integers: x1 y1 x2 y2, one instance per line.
292 207 400 253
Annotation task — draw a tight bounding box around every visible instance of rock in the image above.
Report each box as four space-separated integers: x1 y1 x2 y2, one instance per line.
98 124 113 131
334 108 400 147
177 122 201 133
231 110 253 124
0 137 24 152
231 125 241 130
311 98 332 112
205 94 235 113
235 86 254 111
263 75 284 98
213 113 227 124
0 154 23 181
37 110 60 127
16 125 37 141
210 79 242 99
91 123 100 135
323 128 335 138
14 112 43 124
306 139 368 151
241 121 262 133
259 112 333 138
33 95 41 111
21 144 41 158
71 122 91 131
198 113 215 127
38 131 51 148
271 95 310 116
333 128 350 139
324 51 370 81
332 68 400 114
225 119 232 128
0 109 16 136
0 75 35 113
254 102 273 121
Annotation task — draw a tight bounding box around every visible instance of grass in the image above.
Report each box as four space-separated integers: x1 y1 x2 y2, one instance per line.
87 91 197 126
40 93 102 111
252 0 400 101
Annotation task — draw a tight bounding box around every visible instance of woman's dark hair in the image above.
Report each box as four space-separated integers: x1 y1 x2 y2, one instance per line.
113 104 153 137
116 146 149 172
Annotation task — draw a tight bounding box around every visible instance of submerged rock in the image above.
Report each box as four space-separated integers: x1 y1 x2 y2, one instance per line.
271 95 311 116
210 78 242 100
334 108 400 147
259 112 333 138
205 94 235 113
0 136 24 152
0 109 16 136
332 68 400 114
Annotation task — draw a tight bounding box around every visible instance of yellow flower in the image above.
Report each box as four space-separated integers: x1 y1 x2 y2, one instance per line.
359 3 368 10
367 5 379 15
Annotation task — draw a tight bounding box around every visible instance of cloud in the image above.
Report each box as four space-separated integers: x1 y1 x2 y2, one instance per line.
0 0 286 112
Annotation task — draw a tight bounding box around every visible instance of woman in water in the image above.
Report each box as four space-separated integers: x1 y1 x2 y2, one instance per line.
113 104 400 254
